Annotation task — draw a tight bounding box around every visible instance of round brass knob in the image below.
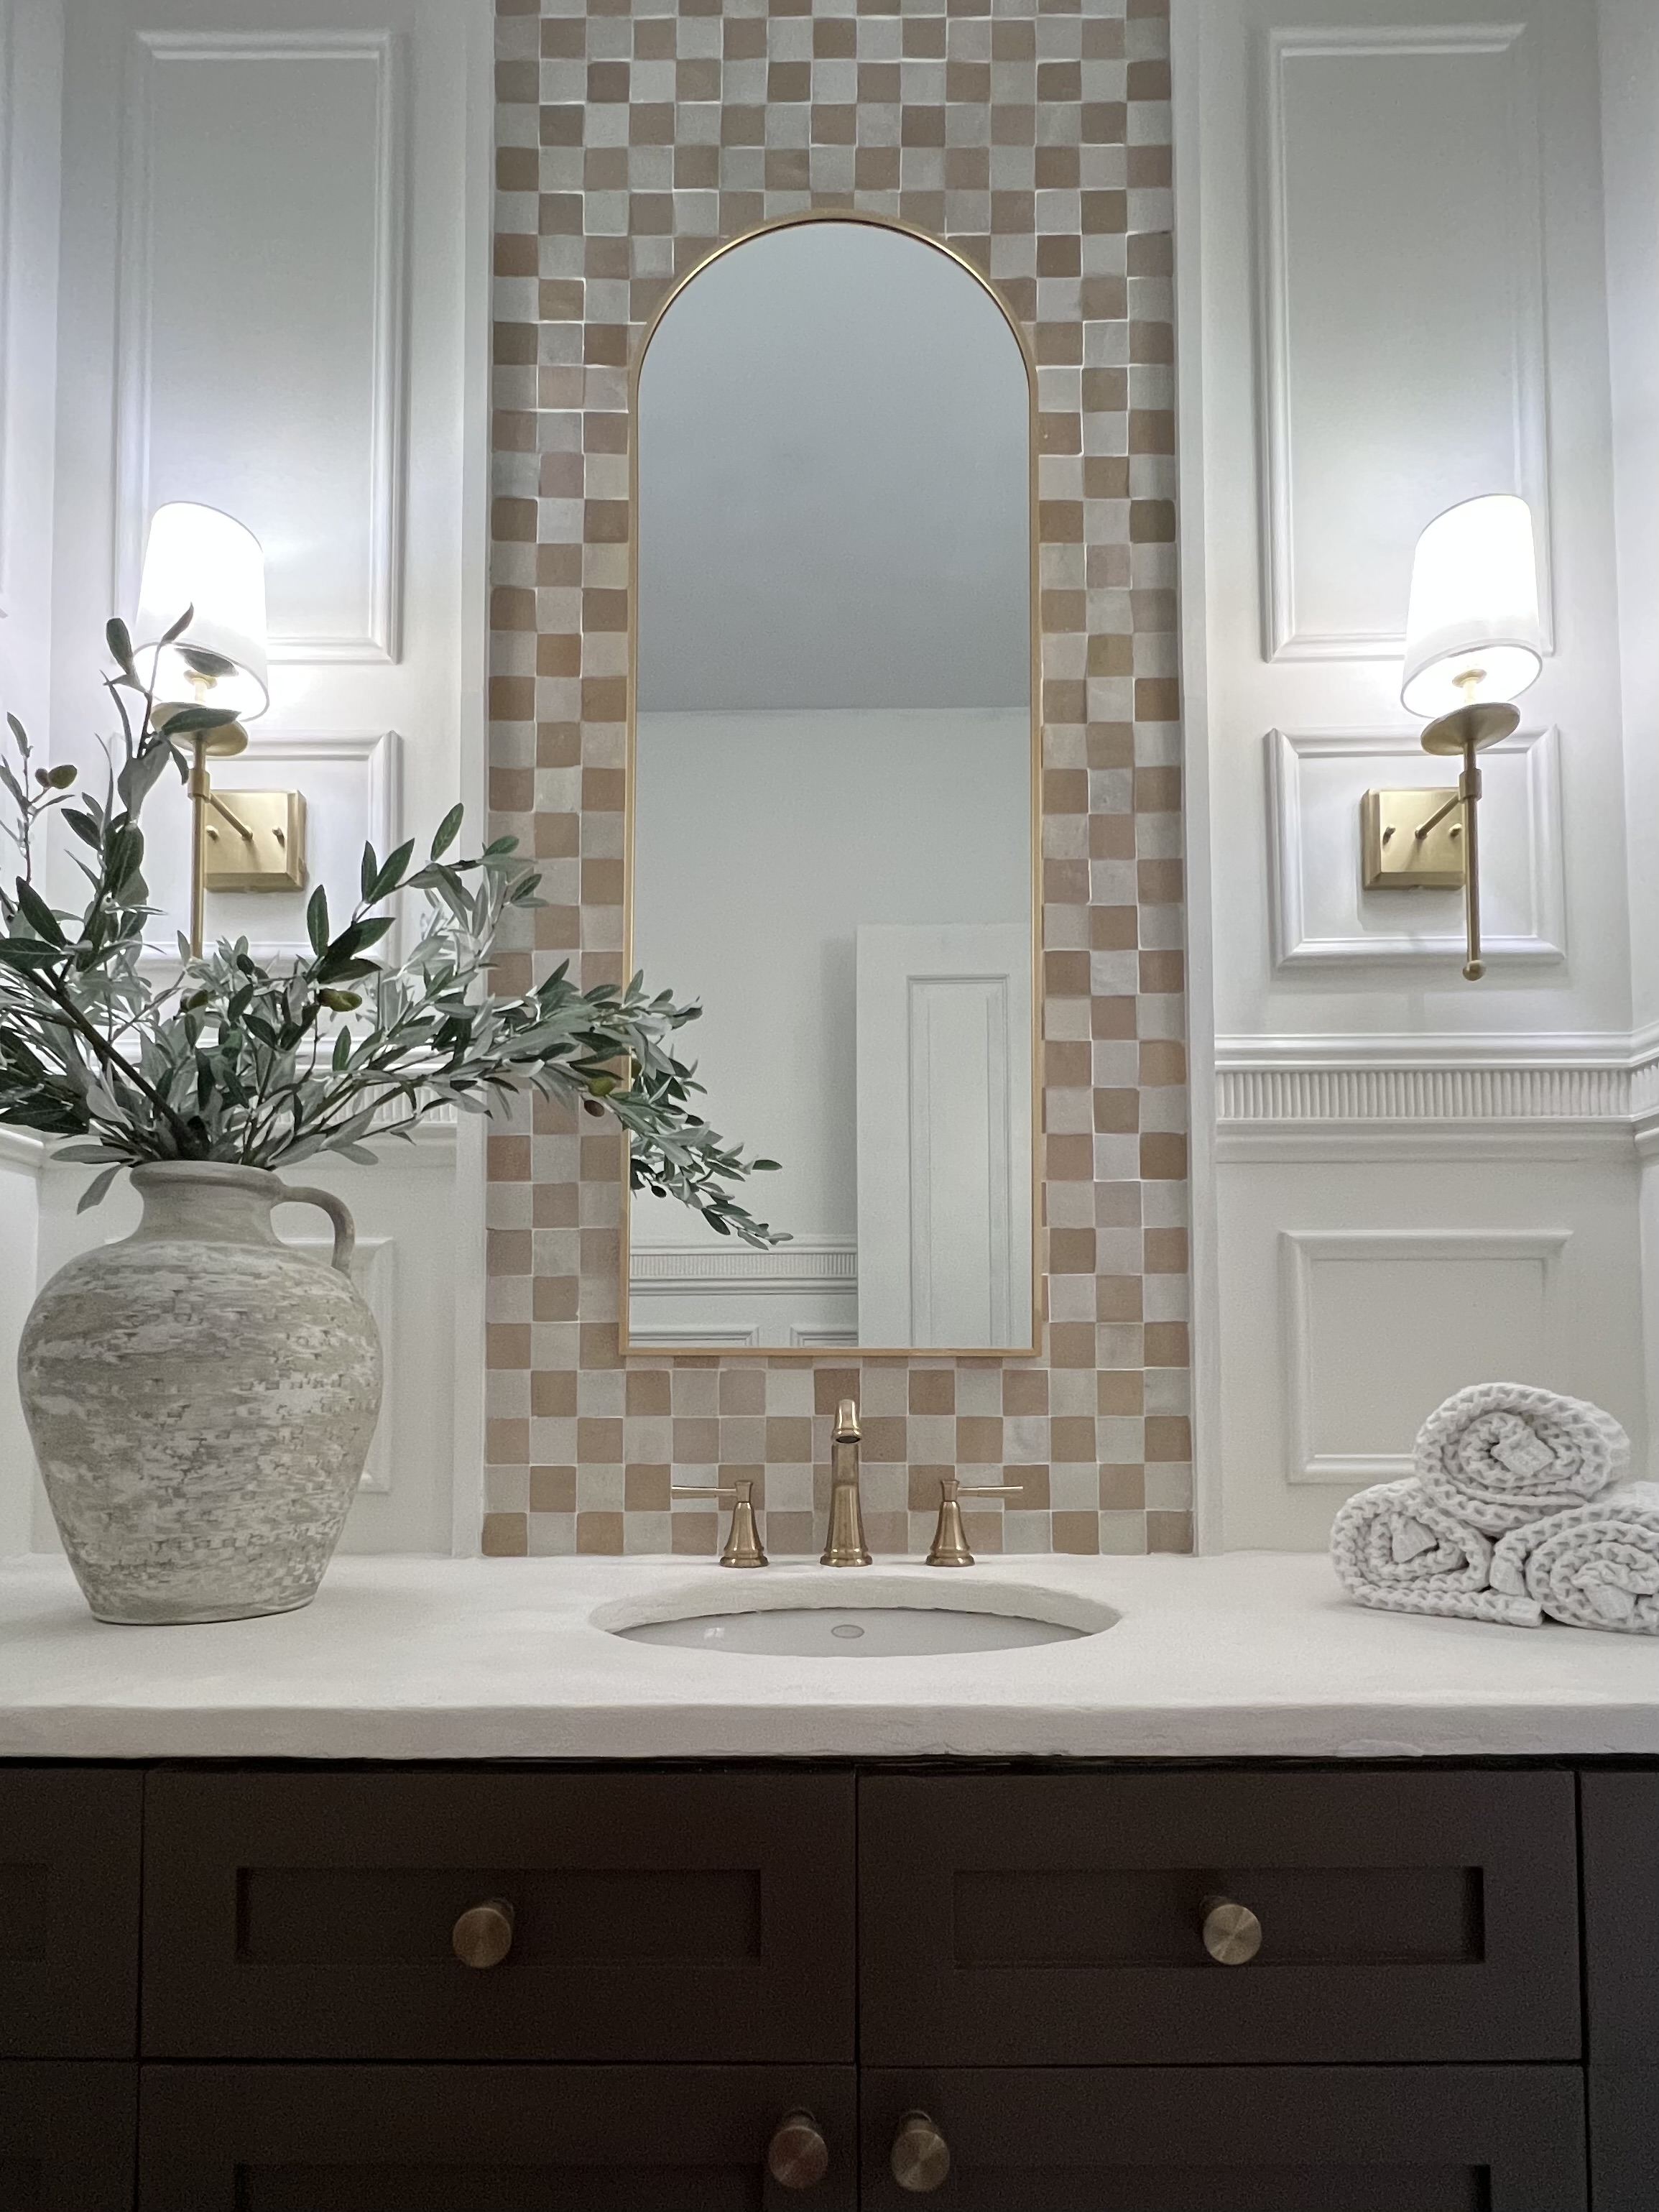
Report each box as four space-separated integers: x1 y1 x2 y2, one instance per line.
451 1897 514 1969
766 2110 829 2190
890 2111 951 2194
1200 1893 1262 1966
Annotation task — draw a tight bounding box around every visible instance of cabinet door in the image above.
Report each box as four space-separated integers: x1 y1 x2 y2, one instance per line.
0 2061 137 2209
139 2064 856 2210
860 2066 1586 2210
142 1767 854 2060
0 1768 142 2056
1581 1769 1659 2212
861 1769 1580 2063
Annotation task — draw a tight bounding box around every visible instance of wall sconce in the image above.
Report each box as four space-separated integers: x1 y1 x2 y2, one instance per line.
134 502 304 956
1361 494 1544 980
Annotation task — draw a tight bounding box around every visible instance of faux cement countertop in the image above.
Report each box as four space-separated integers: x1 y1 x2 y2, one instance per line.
0 1551 1653 1761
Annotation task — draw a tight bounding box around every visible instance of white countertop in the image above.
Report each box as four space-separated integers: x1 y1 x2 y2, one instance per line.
0 1551 1653 1761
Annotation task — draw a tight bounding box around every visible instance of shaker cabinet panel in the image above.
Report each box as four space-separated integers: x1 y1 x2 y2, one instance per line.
141 1767 855 2060
860 1769 1580 2064
0 2060 137 2209
139 2063 858 2211
1581 1769 1659 2212
859 2065 1586 2211
0 1768 142 2055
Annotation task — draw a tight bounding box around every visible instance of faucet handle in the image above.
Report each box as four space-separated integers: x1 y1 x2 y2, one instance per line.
925 1472 1021 1568
833 1397 860 1440
670 1477 769 1569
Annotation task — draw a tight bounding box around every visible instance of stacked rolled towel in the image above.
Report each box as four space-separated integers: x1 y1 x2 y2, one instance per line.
1329 1478 1543 1626
1331 1383 1637 1630
1414 1381 1630 1532
1491 1485 1659 1635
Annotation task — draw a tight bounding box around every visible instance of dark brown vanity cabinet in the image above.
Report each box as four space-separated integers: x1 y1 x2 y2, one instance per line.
0 1758 1650 2208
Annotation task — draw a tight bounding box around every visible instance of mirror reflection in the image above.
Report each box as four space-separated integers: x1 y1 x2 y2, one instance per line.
627 218 1036 1352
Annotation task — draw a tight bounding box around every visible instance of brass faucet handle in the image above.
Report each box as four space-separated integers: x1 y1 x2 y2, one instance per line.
670 1478 768 1570
833 1397 860 1440
925 1473 1021 1568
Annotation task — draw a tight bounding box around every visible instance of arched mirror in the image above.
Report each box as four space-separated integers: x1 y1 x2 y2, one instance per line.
626 218 1037 1354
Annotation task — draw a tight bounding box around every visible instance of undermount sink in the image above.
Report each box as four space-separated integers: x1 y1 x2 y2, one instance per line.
597 1575 1119 1658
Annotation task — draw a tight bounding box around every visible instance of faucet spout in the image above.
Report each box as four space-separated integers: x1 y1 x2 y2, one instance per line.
820 1396 872 1567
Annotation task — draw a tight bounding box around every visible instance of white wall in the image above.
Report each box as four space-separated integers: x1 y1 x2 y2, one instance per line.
629 706 1030 1344
1177 0 1653 1547
0 0 492 1554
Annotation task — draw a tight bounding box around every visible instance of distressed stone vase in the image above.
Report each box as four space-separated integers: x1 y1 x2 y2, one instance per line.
18 1162 382 1624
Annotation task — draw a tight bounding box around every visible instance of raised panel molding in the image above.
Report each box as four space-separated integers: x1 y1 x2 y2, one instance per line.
114 29 407 663
1259 22 1553 661
1280 1228 1570 1485
1268 725 1565 968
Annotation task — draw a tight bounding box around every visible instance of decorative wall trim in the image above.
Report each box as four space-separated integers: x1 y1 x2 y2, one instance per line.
1267 724 1565 968
116 29 407 663
1280 1227 1571 1485
624 1321 762 1351
1219 1061 1632 1125
1258 22 1552 661
0 0 15 622
629 1240 856 1300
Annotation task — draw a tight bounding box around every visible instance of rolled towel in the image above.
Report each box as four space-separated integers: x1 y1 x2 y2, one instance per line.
1490 1484 1659 1634
1414 1382 1630 1535
1330 1478 1543 1626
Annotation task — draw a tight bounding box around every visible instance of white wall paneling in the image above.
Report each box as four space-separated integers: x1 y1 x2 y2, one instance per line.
1267 724 1566 968
114 28 406 662
6 0 496 1557
1259 22 1553 661
1177 0 1643 1547
627 1239 859 1350
1280 1227 1570 1485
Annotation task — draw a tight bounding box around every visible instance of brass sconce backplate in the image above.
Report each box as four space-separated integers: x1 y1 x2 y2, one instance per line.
201 790 307 893
1360 787 1465 891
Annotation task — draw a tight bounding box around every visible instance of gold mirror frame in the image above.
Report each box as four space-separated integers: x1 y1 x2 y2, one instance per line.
619 211 1043 1360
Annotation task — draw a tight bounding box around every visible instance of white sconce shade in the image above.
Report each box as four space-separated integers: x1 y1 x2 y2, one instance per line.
1400 494 1543 720
134 502 270 720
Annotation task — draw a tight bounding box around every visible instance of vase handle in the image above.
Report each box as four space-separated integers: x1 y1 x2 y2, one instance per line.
274 1182 356 1273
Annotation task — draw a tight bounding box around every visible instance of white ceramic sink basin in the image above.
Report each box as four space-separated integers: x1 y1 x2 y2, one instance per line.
599 1575 1119 1658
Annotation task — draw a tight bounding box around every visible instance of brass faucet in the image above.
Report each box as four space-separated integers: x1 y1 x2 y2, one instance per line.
670 1476 768 1568
925 1472 1021 1566
820 1398 872 1566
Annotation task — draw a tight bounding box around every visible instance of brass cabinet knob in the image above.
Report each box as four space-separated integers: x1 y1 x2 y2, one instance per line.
1200 1892 1262 1966
451 1897 515 1969
766 2110 829 2190
890 2111 951 2194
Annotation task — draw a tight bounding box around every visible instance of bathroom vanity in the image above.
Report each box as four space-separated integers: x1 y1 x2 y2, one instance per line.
0 1552 1653 2209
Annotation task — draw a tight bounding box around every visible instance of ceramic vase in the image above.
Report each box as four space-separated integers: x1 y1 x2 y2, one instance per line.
17 1161 382 1624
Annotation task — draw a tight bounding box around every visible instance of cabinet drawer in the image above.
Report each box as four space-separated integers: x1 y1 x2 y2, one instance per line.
861 1769 1579 2064
142 1768 854 2060
139 2063 857 2210
0 1769 142 2056
0 2061 137 2210
860 2066 1586 2211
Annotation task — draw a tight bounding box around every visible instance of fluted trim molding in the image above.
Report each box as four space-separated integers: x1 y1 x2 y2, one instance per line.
1218 1063 1634 1124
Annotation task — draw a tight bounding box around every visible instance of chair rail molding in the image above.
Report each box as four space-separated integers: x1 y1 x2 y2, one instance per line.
1257 19 1553 662
1267 725 1566 969
1280 1227 1572 1486
114 27 407 663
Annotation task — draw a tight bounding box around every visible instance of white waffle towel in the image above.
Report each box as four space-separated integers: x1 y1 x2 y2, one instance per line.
1330 1478 1543 1626
1414 1383 1630 1536
1490 1484 1659 1634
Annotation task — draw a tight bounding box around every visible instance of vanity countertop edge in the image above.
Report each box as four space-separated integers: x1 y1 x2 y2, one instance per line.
0 1551 1653 1763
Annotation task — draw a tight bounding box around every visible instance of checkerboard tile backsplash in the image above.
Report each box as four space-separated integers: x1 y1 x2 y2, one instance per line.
486 0 1189 1559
